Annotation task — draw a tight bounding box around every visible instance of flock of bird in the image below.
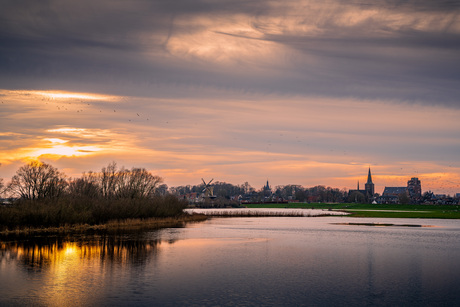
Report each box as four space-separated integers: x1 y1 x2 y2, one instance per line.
34 96 162 124
2 96 460 193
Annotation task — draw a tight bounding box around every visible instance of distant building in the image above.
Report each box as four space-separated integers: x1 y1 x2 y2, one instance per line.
378 187 407 204
378 177 423 204
407 177 422 200
262 180 272 200
364 168 375 196
181 192 200 204
348 168 375 202
376 195 399 204
263 180 271 193
382 187 407 196
424 192 459 205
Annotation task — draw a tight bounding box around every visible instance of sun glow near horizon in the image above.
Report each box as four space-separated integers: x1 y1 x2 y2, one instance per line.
1 89 459 195
30 90 121 101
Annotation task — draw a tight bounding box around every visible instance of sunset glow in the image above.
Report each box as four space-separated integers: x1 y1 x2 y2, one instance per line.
31 90 120 101
1 1 459 195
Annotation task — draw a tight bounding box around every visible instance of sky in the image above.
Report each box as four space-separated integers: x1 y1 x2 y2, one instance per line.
1 0 460 195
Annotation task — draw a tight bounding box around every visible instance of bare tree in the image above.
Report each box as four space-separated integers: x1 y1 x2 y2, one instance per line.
100 161 118 199
117 168 163 199
68 171 100 198
0 178 4 197
157 184 169 196
98 162 163 199
8 161 67 200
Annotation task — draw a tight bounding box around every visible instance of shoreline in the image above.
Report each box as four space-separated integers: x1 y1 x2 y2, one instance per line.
0 213 208 236
2 202 460 236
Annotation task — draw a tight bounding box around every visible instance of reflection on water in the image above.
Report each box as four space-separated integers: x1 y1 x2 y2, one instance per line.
0 232 165 306
1 234 162 270
1 217 460 306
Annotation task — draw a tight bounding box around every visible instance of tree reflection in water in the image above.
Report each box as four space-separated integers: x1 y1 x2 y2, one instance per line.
0 231 168 270
0 231 175 305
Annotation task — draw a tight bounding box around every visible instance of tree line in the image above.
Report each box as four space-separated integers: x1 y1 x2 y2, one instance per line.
0 162 346 204
3 161 167 201
170 182 347 204
0 161 185 230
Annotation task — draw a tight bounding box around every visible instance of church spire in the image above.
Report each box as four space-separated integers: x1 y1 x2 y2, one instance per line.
365 167 375 196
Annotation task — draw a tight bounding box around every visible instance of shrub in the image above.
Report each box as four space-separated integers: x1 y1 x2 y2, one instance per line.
0 195 188 231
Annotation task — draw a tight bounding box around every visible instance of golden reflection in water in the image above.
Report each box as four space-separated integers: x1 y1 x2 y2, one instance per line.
0 236 161 306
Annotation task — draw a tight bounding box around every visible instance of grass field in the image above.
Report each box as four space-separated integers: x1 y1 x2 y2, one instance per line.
244 203 460 219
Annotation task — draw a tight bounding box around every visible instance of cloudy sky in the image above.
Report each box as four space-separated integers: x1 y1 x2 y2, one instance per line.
1 0 460 194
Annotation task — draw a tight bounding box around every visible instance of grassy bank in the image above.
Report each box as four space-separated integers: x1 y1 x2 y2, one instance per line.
244 203 460 219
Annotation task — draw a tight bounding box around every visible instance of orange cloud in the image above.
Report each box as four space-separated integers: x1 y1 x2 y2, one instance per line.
1 89 459 195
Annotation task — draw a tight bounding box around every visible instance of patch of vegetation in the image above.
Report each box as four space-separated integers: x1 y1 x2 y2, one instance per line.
244 203 460 219
331 222 428 227
0 213 208 236
0 195 190 232
0 161 196 233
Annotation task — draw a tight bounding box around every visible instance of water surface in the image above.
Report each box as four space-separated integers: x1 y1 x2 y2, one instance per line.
1 216 459 306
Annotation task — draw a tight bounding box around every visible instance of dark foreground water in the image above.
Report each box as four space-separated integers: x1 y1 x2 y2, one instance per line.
1 216 460 306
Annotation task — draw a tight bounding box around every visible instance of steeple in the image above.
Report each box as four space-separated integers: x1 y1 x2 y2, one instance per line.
365 167 375 196
264 180 270 191
367 167 373 184
357 181 359 190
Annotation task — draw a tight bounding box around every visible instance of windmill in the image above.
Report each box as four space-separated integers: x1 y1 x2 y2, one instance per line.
202 178 217 199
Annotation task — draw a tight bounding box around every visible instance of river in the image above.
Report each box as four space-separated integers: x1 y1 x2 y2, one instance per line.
1 215 460 306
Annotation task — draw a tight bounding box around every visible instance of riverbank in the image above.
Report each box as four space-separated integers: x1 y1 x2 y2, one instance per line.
244 203 460 219
0 213 208 236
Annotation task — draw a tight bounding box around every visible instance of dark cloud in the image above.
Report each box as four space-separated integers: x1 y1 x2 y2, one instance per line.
0 0 459 106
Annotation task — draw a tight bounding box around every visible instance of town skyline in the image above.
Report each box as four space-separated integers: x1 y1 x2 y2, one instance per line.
1 160 457 198
1 1 459 195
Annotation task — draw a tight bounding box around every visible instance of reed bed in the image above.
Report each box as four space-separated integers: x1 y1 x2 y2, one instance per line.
0 195 189 233
0 213 208 236
184 208 349 217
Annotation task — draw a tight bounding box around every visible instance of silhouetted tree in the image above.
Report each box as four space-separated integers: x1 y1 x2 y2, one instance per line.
242 182 254 194
101 161 118 199
157 184 169 196
347 191 366 203
68 171 100 199
212 182 245 199
117 168 163 199
7 161 67 200
0 178 4 194
398 192 410 205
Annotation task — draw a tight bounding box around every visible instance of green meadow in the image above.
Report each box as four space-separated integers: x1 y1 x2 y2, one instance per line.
244 203 460 219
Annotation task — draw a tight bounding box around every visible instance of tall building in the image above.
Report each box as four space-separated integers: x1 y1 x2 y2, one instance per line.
364 167 375 196
264 180 271 192
348 167 375 202
263 180 272 196
407 177 421 199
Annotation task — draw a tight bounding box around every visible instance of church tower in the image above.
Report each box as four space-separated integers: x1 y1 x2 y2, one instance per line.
364 167 374 196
